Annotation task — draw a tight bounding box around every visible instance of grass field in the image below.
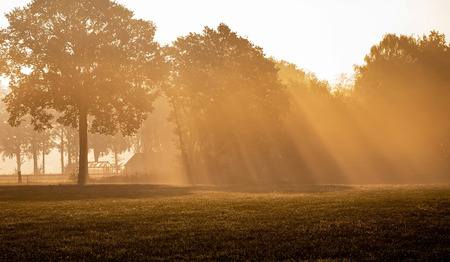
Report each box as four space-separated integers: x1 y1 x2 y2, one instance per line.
0 184 448 261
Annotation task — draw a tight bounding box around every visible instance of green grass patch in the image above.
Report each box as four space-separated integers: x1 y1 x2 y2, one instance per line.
0 184 449 261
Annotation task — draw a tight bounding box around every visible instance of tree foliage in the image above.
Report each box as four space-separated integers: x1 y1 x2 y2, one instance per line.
0 0 166 183
166 24 289 184
0 90 30 174
354 31 450 178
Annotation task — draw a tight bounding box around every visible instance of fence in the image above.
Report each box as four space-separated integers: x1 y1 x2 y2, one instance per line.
0 173 120 184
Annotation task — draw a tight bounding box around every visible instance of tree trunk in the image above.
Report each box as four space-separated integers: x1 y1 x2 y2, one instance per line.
32 142 39 175
94 149 100 162
60 128 64 174
16 149 22 183
75 146 79 165
172 101 194 184
42 141 46 175
67 136 72 167
78 108 89 185
114 150 119 173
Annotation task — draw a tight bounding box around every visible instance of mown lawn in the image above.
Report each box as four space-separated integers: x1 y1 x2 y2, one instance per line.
0 184 448 261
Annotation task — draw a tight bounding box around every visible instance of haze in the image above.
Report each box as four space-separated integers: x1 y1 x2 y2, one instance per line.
0 0 449 185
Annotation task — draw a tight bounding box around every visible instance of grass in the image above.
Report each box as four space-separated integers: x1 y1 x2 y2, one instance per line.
0 184 448 261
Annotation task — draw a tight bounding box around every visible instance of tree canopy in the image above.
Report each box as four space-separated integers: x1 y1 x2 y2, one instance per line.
0 0 166 184
353 31 450 180
166 24 289 184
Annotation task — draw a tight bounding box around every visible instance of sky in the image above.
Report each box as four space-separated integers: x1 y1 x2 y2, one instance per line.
1 0 450 82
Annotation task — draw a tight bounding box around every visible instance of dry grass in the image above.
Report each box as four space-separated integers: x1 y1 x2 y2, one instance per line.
0 184 449 261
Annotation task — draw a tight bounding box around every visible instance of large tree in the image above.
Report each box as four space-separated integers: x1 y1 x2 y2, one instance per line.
166 24 289 184
354 31 450 179
0 0 165 184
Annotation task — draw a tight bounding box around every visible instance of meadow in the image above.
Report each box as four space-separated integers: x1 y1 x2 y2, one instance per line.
0 184 448 261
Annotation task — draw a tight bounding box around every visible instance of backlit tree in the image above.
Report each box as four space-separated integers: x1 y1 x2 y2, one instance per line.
166 24 289 184
0 0 166 184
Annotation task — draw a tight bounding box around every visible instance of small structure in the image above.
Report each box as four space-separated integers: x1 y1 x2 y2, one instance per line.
124 153 151 174
88 161 112 174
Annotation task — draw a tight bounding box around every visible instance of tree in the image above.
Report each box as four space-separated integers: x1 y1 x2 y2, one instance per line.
166 24 289 184
275 60 349 183
1 0 166 184
108 134 130 172
38 128 56 175
0 90 30 181
28 127 55 175
89 133 113 162
63 125 79 173
354 31 450 179
55 123 66 174
354 31 450 131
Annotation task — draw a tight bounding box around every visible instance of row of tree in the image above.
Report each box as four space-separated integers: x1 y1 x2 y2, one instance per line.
1 0 449 184
0 93 139 175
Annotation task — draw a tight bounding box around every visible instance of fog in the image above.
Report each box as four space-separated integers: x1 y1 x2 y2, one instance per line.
0 1 449 186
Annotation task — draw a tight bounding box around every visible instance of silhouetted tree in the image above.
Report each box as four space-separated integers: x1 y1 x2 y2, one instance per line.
89 133 112 162
39 128 56 175
275 60 349 183
63 126 79 173
166 24 289 184
55 123 66 174
0 92 30 179
1 0 166 184
27 127 55 175
354 31 450 178
108 134 130 172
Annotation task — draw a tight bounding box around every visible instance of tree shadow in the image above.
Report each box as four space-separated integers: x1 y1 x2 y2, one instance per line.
190 184 355 194
0 183 356 202
0 184 194 202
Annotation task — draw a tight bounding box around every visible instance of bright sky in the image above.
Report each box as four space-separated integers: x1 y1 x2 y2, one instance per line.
1 0 450 82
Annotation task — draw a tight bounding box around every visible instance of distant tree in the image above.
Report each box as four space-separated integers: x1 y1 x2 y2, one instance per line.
0 121 31 178
29 133 41 175
55 123 66 174
63 126 79 173
0 91 30 180
275 60 349 183
108 134 130 172
89 133 112 162
333 73 354 97
276 60 332 98
354 31 450 175
130 129 145 154
1 0 166 184
39 128 56 175
166 24 289 184
354 31 450 123
27 127 55 175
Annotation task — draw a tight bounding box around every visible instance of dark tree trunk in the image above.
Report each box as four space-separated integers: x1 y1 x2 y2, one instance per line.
67 137 72 167
78 108 89 185
16 150 22 183
60 128 64 174
75 146 79 165
172 102 194 184
32 142 39 175
114 150 119 173
42 141 46 175
93 149 100 162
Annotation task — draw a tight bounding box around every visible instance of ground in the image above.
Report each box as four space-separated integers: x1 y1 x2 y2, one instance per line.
0 184 448 261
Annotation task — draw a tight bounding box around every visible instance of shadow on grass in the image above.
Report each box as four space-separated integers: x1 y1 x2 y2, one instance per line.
200 184 355 194
0 184 194 201
0 183 356 202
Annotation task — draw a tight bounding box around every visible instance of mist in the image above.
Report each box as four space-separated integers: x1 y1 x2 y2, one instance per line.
0 4 448 186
